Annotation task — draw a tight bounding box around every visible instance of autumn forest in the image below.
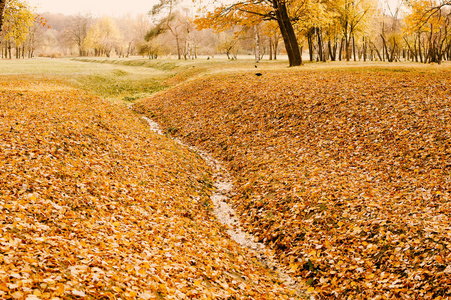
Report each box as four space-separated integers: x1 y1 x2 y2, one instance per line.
0 0 450 64
0 0 451 299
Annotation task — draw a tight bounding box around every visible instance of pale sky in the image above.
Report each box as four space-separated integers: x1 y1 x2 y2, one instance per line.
27 0 159 17
27 0 401 17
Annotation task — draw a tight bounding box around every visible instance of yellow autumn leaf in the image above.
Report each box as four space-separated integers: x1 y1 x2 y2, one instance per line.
289 263 299 272
193 279 202 287
138 268 146 275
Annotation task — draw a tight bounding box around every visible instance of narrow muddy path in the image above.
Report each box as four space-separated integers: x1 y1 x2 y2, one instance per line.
140 115 311 299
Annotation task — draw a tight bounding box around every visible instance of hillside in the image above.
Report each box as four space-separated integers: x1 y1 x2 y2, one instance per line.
0 76 300 299
135 68 451 299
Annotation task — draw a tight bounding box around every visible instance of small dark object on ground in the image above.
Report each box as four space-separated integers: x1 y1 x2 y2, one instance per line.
255 73 262 76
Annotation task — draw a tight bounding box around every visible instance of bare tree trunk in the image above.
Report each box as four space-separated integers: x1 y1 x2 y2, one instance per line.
418 33 423 63
273 0 301 66
414 36 418 62
274 37 278 60
390 37 397 62
194 41 198 59
328 40 335 61
316 27 324 62
370 42 382 61
345 36 352 61
226 47 231 60
346 37 352 61
430 23 436 63
363 37 367 62
403 36 415 62
437 26 447 63
254 25 260 63
339 37 344 61
381 34 392 62
175 35 181 60
307 28 314 61
269 36 273 60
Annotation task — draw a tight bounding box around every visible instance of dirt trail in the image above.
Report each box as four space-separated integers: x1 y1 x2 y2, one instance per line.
140 115 310 299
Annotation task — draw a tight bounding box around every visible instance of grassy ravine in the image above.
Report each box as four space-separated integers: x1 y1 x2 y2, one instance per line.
135 66 451 299
0 73 301 298
2 58 450 299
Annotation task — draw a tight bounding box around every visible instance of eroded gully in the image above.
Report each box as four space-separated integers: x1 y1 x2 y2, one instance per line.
140 115 311 299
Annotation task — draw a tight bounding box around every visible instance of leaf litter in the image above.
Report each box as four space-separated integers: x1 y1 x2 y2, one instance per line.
140 116 308 298
0 77 304 299
135 69 451 299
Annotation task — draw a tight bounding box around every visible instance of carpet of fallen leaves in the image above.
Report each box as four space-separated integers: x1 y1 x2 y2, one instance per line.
135 69 451 299
0 77 300 300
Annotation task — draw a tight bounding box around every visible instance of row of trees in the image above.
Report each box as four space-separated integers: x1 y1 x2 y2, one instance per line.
0 0 45 59
0 1 281 60
195 0 451 65
0 1 159 59
0 0 450 65
403 0 451 63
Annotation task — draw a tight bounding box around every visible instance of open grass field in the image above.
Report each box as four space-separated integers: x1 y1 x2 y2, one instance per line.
1 57 451 299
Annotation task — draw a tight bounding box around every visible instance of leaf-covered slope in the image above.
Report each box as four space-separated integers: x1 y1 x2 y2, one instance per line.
0 78 298 300
135 69 451 299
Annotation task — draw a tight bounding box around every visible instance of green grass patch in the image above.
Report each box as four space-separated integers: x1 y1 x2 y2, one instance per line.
0 58 171 102
82 71 167 102
1 57 449 103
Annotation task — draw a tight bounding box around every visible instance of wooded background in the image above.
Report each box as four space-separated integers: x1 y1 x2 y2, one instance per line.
0 0 450 64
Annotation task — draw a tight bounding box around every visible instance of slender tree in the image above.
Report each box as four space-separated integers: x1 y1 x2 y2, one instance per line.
150 0 185 59
85 16 123 57
65 14 91 56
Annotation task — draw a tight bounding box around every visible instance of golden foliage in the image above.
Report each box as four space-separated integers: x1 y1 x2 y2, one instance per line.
2 0 34 46
136 69 451 299
0 77 299 299
404 0 446 34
